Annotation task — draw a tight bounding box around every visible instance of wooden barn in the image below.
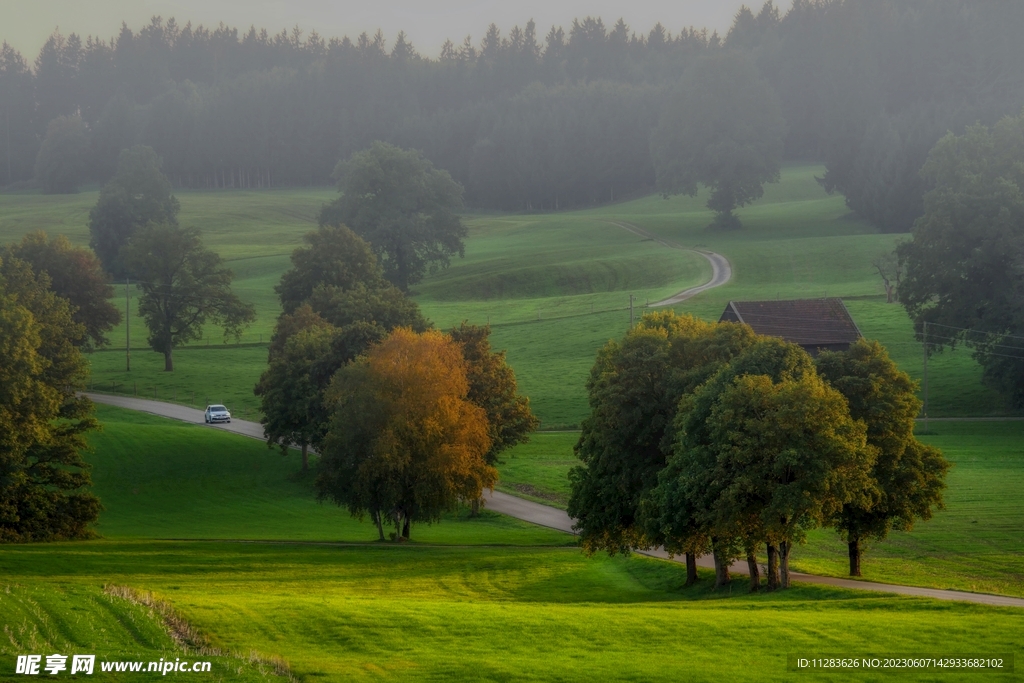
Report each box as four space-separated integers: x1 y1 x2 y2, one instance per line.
719 298 862 356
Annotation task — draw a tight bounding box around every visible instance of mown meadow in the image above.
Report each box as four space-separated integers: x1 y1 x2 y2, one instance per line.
2 406 1021 682
3 165 1024 679
0 164 1009 426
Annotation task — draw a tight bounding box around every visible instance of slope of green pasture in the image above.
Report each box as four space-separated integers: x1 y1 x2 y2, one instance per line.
3 541 1022 682
86 404 572 546
0 581 281 682
845 300 1017 417
413 214 710 426
2 166 1016 425
593 164 1015 419
497 432 579 508
86 345 270 417
792 421 1024 598
427 163 1014 424
0 189 331 418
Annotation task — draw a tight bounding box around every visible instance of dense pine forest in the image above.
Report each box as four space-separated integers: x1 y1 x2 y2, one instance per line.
3 0 1024 229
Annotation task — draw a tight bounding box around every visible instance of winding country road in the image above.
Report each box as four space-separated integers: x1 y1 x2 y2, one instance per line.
606 220 732 306
87 392 1024 609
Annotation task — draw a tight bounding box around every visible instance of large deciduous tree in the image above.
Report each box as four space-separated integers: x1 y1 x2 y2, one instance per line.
317 328 495 540
319 141 467 291
33 114 90 194
276 224 384 314
897 111 1024 407
121 223 255 371
703 372 872 589
254 326 335 472
815 340 949 576
256 225 428 472
657 339 873 590
449 323 538 465
3 231 121 346
88 145 180 276
650 52 785 229
0 255 101 542
568 311 759 585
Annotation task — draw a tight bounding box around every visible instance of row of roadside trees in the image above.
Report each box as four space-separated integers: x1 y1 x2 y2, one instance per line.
569 311 949 589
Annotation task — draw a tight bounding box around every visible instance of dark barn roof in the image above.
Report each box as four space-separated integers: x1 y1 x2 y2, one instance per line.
719 298 862 354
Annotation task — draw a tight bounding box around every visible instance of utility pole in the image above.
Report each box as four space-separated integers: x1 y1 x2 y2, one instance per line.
922 321 929 430
126 278 131 372
629 294 635 329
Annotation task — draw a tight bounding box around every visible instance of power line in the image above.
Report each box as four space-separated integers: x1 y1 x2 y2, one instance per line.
923 320 1024 342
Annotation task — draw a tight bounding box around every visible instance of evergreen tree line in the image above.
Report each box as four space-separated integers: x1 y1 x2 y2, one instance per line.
4 1 1024 223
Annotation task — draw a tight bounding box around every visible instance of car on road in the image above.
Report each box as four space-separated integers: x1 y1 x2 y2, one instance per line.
204 404 231 424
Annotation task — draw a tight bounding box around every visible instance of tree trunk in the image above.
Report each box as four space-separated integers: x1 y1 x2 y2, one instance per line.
392 509 403 540
848 538 862 577
300 443 309 472
470 497 481 517
711 541 730 589
780 540 792 589
164 349 174 372
372 510 384 541
746 548 761 593
684 552 698 586
402 516 411 540
766 544 780 591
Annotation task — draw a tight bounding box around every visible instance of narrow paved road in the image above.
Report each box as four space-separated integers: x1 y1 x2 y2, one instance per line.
88 393 1024 608
606 221 732 306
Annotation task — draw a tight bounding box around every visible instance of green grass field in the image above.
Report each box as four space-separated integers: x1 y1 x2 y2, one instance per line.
4 541 1023 683
86 405 571 546
3 163 1009 425
4 167 1024 680
3 407 1023 682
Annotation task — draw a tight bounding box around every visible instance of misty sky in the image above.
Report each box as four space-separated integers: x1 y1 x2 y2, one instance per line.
1 0 790 59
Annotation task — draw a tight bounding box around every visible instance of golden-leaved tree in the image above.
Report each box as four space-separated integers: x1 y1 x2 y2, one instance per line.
317 328 494 540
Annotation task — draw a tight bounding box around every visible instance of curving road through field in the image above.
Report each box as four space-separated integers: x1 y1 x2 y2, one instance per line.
87 392 1024 608
605 220 732 306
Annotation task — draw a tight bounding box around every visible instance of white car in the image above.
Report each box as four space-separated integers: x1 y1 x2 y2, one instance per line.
204 404 231 424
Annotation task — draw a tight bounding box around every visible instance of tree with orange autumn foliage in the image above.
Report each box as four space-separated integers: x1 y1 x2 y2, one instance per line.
317 328 495 540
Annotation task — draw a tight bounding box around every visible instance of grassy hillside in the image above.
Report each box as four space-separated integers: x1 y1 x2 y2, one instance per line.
0 581 282 681
3 541 1022 682
87 405 570 546
2 164 1012 425
3 398 1022 681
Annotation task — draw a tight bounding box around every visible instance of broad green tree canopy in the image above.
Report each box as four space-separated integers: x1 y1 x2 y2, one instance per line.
3 231 121 346
897 110 1024 406
320 141 467 291
88 145 180 276
122 223 255 371
0 255 100 542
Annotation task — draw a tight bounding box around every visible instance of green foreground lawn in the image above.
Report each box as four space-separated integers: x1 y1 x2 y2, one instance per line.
87 405 570 546
3 541 1023 683
2 406 1023 681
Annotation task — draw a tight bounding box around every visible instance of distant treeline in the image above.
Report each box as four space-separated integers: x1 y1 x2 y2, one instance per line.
3 0 1024 227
